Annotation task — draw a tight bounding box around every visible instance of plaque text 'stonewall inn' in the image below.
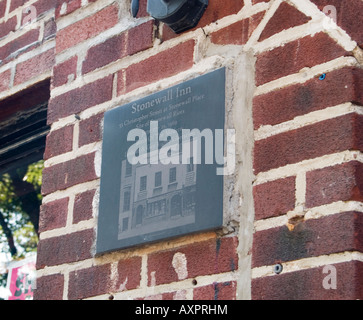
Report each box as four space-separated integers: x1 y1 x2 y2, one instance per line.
0 0 362 300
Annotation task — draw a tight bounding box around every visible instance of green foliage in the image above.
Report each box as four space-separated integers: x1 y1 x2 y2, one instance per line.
0 174 21 215
0 160 43 259
23 161 43 201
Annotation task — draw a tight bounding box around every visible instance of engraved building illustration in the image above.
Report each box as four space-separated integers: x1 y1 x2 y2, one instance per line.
118 155 197 240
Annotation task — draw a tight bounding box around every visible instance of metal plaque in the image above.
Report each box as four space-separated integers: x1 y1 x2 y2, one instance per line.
96 68 226 254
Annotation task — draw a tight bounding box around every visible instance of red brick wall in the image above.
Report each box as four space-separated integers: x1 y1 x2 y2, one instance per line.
1 0 362 300
0 0 56 99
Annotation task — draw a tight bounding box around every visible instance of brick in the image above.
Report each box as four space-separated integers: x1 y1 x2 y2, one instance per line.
68 264 111 300
252 211 363 268
161 0 245 42
56 5 119 53
259 2 311 41
253 177 296 220
41 152 98 195
194 281 237 300
9 0 24 12
19 0 57 20
147 237 238 286
52 56 78 88
36 229 94 268
256 32 349 86
198 0 244 29
306 161 363 208
48 75 113 124
44 125 73 160
254 67 363 129
0 0 6 19
210 12 265 45
34 273 64 300
73 189 95 224
39 197 69 233
14 49 55 85
120 40 194 94
311 0 363 48
254 113 363 173
0 69 11 93
252 261 363 300
126 20 154 56
55 0 82 18
67 257 142 300
134 0 148 18
0 16 17 39
117 257 142 291
82 34 126 75
78 113 104 147
44 18 57 40
0 28 40 62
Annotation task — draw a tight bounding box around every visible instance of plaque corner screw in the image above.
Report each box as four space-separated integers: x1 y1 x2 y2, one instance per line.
273 263 283 275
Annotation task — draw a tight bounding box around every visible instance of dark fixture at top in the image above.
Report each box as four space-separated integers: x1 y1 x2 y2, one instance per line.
131 0 208 34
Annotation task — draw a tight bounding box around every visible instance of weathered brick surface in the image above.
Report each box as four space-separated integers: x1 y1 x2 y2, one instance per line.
52 56 78 88
14 49 55 85
311 0 363 48
73 189 95 224
252 261 363 300
147 237 238 286
252 211 363 268
0 16 17 39
44 125 73 160
256 32 349 86
67 256 142 300
82 33 126 75
259 2 311 41
0 69 11 93
253 67 363 129
120 40 195 94
56 5 119 53
34 273 64 300
68 264 111 300
126 20 155 57
254 114 363 173
39 197 69 233
198 0 244 28
161 0 245 42
0 28 40 62
211 12 265 45
0 0 6 19
36 229 94 269
78 113 104 147
254 177 296 220
19 0 57 17
194 281 237 300
42 153 98 195
306 161 363 208
48 75 113 124
81 19 155 74
55 0 82 18
117 257 142 291
44 18 57 40
9 0 56 14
